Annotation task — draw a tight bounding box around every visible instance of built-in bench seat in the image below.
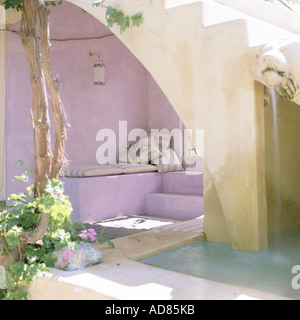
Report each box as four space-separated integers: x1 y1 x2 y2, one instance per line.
62 157 203 223
62 164 164 223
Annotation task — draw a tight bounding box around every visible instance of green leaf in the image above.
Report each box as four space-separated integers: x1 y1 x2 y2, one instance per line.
3 0 23 11
42 252 57 267
4 229 20 250
11 285 28 300
131 13 143 27
104 6 143 33
8 193 26 200
120 16 130 33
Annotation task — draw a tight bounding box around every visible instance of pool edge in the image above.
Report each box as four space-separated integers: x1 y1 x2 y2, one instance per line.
27 230 291 300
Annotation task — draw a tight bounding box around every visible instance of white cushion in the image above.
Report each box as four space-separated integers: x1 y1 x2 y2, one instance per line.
150 130 172 151
127 137 161 164
152 149 183 173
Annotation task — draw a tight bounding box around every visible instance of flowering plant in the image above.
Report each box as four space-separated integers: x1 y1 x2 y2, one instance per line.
79 228 98 242
0 162 113 300
61 227 114 265
62 249 76 260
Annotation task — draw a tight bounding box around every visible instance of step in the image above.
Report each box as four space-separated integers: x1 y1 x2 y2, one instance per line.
163 171 203 195
202 0 246 27
145 193 204 221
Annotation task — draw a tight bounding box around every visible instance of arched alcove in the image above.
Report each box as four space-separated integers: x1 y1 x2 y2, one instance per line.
66 0 205 134
4 1 187 198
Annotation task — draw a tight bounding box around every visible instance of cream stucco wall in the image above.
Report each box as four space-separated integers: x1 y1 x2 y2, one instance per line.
214 0 300 36
202 16 268 251
265 95 300 236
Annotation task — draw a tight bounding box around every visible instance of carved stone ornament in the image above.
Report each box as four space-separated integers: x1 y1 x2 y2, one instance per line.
257 38 300 105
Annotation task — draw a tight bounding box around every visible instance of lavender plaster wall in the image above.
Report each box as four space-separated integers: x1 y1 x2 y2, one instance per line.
5 2 180 201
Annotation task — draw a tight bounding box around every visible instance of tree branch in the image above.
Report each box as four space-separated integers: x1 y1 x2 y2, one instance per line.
20 0 52 195
35 0 69 178
20 212 50 245
0 0 54 269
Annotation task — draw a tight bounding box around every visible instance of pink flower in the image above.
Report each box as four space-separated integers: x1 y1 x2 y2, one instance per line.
89 235 97 242
87 229 97 242
63 251 69 260
79 228 98 242
63 249 75 260
88 228 97 235
79 233 88 239
79 230 88 239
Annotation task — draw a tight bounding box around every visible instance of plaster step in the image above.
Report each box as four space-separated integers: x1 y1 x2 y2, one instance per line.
163 171 203 195
145 193 204 220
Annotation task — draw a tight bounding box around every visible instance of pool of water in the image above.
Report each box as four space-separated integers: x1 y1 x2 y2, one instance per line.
141 227 300 299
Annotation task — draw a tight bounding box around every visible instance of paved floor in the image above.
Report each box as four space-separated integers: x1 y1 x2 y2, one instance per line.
83 215 181 239
83 215 204 240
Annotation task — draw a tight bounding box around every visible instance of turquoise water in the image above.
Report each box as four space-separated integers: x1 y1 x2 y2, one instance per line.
141 227 300 299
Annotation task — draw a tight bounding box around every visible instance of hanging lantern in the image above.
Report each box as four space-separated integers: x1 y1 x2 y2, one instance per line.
94 60 105 85
89 51 105 85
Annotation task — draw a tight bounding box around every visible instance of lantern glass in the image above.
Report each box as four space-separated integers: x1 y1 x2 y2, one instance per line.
94 63 105 85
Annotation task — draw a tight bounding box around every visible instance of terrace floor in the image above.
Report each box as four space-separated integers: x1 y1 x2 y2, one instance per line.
27 215 290 300
84 215 203 240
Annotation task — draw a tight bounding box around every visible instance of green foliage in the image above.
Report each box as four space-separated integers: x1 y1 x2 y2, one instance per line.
4 229 20 251
45 1 64 7
3 0 143 34
2 0 23 11
131 12 143 27
93 1 143 33
106 7 143 33
2 0 65 11
3 261 48 300
0 161 113 300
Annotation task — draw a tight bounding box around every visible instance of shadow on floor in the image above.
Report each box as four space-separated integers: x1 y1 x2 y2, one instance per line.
83 215 181 240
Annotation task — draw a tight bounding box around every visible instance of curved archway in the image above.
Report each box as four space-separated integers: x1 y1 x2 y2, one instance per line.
66 0 204 134
66 0 268 252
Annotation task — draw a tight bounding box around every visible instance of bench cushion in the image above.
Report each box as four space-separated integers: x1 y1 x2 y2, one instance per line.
113 163 158 174
64 165 123 177
151 149 183 173
64 164 158 177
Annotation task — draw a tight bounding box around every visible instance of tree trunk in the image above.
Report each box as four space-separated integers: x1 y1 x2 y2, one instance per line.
36 2 68 179
1 0 68 268
20 0 52 195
